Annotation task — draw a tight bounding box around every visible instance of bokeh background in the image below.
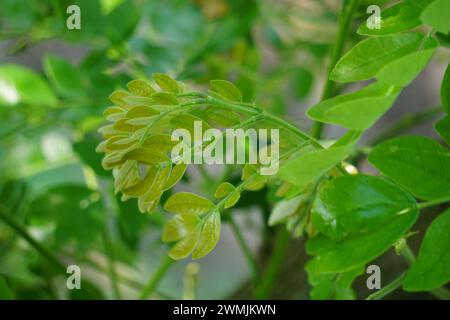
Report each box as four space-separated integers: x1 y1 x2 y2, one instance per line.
0 0 448 299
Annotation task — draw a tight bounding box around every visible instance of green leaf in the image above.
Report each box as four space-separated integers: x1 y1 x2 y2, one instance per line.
269 195 303 226
307 82 401 130
312 175 418 240
126 106 159 118
0 64 57 107
169 231 200 260
0 277 14 300
122 166 159 197
126 79 156 97
375 37 438 86
404 208 450 291
307 264 364 300
441 64 450 113
205 108 241 127
142 134 178 153
164 192 214 215
153 73 180 93
151 91 178 105
420 0 450 34
192 211 221 259
162 213 200 243
27 185 104 251
368 136 450 200
357 1 433 36
435 116 450 145
109 90 131 108
307 206 418 273
44 55 84 98
214 183 241 209
330 33 425 83
170 114 211 137
163 163 187 190
278 144 354 189
123 148 169 164
210 80 243 102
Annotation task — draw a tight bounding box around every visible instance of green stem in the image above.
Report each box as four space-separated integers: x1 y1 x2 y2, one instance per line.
417 196 450 209
102 230 122 299
138 255 174 300
311 0 360 139
0 205 66 274
254 228 290 299
228 215 261 283
366 272 407 300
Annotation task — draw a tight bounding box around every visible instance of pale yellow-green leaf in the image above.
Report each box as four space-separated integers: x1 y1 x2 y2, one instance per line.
153 73 181 93
192 211 221 259
164 192 214 215
162 213 200 243
122 166 159 197
123 148 169 164
210 80 242 102
163 163 187 190
109 90 131 108
151 91 178 105
126 105 159 119
169 231 200 260
126 79 156 97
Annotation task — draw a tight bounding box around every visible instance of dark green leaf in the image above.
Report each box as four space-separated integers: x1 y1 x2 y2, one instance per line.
368 136 450 200
404 208 450 291
312 175 417 240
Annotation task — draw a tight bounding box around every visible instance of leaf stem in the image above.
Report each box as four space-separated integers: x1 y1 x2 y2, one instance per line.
228 215 261 283
417 196 450 209
366 272 406 300
138 255 174 300
311 0 360 139
0 204 66 274
254 227 290 299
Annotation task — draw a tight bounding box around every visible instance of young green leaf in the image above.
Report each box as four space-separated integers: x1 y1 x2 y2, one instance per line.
162 213 200 243
368 136 450 200
210 80 243 102
403 208 450 291
192 211 221 259
312 175 418 240
126 79 156 97
123 148 169 164
268 195 303 226
375 37 438 87
163 163 187 190
109 90 131 108
357 1 433 36
0 64 57 107
164 192 214 215
122 166 159 197
151 91 178 105
435 116 450 145
278 144 353 190
126 106 159 118
307 82 401 130
420 0 450 34
169 231 200 260
330 33 425 83
44 55 84 98
153 73 180 93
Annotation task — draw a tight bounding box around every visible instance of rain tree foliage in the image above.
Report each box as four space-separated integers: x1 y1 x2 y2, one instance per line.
97 0 450 299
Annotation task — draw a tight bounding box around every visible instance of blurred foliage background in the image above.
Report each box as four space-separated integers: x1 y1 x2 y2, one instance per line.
0 0 448 299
